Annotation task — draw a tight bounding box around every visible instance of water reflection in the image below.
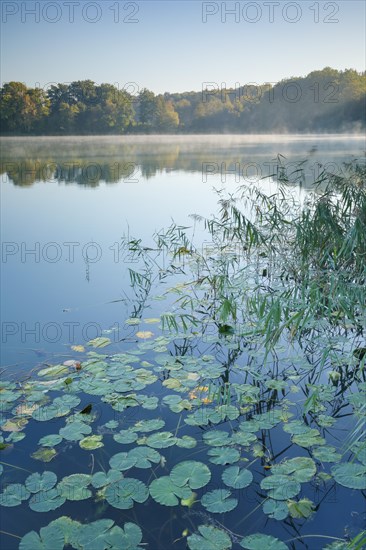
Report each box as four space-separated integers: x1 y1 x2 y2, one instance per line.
1 135 365 187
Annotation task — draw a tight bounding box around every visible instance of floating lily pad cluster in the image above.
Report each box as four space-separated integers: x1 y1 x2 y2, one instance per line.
0 316 365 549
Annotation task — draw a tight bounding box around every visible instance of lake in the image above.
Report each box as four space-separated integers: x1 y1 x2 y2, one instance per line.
1 135 365 550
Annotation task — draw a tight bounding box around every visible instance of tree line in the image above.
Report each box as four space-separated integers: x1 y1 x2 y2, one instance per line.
1 68 365 135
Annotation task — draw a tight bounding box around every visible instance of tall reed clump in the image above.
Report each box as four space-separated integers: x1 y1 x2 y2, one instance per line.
124 159 365 363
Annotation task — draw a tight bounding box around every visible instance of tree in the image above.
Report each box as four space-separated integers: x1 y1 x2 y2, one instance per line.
0 82 49 133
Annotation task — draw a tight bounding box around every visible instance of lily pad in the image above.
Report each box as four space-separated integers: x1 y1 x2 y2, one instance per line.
331 463 366 489
201 489 238 513
133 418 165 432
32 395 80 422
203 430 232 447
262 499 289 520
114 429 138 444
91 469 124 489
222 466 253 489
271 457 316 482
145 431 177 448
38 434 62 447
287 498 315 519
260 475 301 500
31 447 57 462
170 460 211 489
187 525 232 550
58 474 92 501
176 435 197 448
29 487 66 512
104 522 143 549
79 434 104 450
37 365 69 378
105 478 149 509
312 445 342 463
292 429 325 448
25 471 57 493
19 522 65 550
208 447 240 465
240 534 288 549
149 476 192 506
88 337 111 348
59 421 92 441
0 483 30 507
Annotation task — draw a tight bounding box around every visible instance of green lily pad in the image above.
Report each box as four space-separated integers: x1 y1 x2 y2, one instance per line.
109 446 161 470
283 421 309 435
59 421 92 441
222 466 253 489
32 395 80 422
288 498 315 518
260 475 301 500
292 428 325 448
145 431 177 448
271 457 316 482
254 410 283 430
149 476 192 506
351 442 366 465
109 452 135 471
29 487 66 512
25 471 57 493
31 447 57 462
231 431 257 446
170 460 211 489
88 337 111 348
262 499 289 520
58 474 92 501
37 365 69 378
104 420 119 429
6 431 26 443
331 463 366 489
203 430 232 447
187 525 232 550
19 522 65 550
103 522 143 549
0 483 30 507
240 534 288 549
211 405 239 423
176 435 197 448
185 408 211 426
91 469 124 489
79 434 104 450
208 447 240 465
201 489 238 513
38 434 62 447
133 418 165 432
105 478 149 509
114 429 138 444
312 445 342 463
129 446 161 468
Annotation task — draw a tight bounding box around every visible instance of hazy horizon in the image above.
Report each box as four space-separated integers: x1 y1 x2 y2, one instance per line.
1 1 365 94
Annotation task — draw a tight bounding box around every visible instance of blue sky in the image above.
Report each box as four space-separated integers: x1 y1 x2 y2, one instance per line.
1 1 365 94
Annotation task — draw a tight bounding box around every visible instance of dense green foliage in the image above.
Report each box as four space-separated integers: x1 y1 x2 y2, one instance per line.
1 68 365 134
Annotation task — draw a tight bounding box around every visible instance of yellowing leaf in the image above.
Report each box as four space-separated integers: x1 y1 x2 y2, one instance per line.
71 345 85 353
201 397 213 404
136 331 154 339
16 403 39 416
181 492 197 507
2 418 28 432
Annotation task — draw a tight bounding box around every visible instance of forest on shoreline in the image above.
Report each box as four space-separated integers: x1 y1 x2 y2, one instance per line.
1 67 365 135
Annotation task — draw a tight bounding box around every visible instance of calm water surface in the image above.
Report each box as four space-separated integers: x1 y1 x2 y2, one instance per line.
1 135 365 550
